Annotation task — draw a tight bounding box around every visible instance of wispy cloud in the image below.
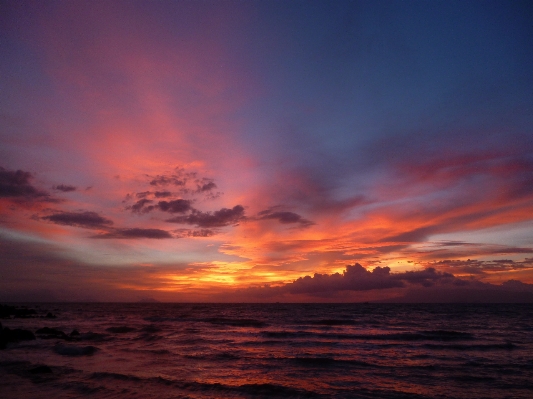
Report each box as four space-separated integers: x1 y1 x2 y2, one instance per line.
42 211 113 229
167 205 245 228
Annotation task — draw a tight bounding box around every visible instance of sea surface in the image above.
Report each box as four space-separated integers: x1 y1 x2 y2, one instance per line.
1 303 532 398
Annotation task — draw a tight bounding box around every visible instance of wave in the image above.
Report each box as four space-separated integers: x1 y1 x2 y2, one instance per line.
424 342 517 351
260 330 474 342
202 317 268 328
140 324 162 333
308 319 355 326
135 332 162 342
184 352 242 361
90 371 322 397
106 326 136 333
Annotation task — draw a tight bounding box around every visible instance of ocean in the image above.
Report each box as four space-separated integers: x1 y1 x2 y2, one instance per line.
1 303 532 398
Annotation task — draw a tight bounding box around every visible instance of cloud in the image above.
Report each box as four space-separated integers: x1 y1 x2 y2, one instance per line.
154 191 171 198
234 263 533 302
42 211 173 238
93 228 173 239
149 175 186 186
128 198 192 214
174 229 217 238
286 264 405 294
130 198 154 213
380 226 436 243
0 166 49 199
258 208 315 228
167 205 245 227
144 168 220 199
427 258 533 275
398 267 455 287
42 211 114 229
148 168 195 187
157 199 193 213
195 178 217 193
253 264 457 295
53 184 77 192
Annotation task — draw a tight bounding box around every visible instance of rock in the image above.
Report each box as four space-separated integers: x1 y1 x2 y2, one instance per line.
36 327 69 340
0 304 37 319
0 327 36 349
29 365 53 374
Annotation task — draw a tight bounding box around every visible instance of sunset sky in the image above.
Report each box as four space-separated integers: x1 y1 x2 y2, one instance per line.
1 0 533 302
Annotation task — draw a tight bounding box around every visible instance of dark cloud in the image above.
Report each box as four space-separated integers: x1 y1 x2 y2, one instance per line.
398 267 455 287
144 169 219 199
130 198 154 213
149 175 186 186
94 228 172 239
0 166 49 199
286 264 403 294
280 264 456 294
380 226 437 243
428 258 533 274
154 191 171 198
167 205 245 227
175 229 217 238
54 184 77 192
188 229 216 237
195 179 217 193
42 211 113 229
42 211 173 238
127 196 193 214
258 208 315 228
158 199 192 213
136 191 151 198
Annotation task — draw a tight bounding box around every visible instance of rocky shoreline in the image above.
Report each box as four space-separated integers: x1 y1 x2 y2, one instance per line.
0 304 100 355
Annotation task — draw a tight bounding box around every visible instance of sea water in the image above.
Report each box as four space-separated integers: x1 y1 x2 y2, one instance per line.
1 303 532 398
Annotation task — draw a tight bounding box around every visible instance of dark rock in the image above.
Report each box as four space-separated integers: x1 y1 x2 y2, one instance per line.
106 326 136 334
0 304 37 319
0 327 36 349
29 365 53 374
13 328 36 341
36 327 69 340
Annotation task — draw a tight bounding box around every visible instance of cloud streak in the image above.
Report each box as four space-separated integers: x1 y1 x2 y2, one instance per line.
94 228 172 239
54 184 77 192
258 209 314 228
167 205 245 228
42 211 113 229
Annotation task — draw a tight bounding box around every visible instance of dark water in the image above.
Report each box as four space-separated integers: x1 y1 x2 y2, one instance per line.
1 303 532 398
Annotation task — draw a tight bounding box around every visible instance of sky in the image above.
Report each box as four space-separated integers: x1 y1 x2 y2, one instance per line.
1 0 533 302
